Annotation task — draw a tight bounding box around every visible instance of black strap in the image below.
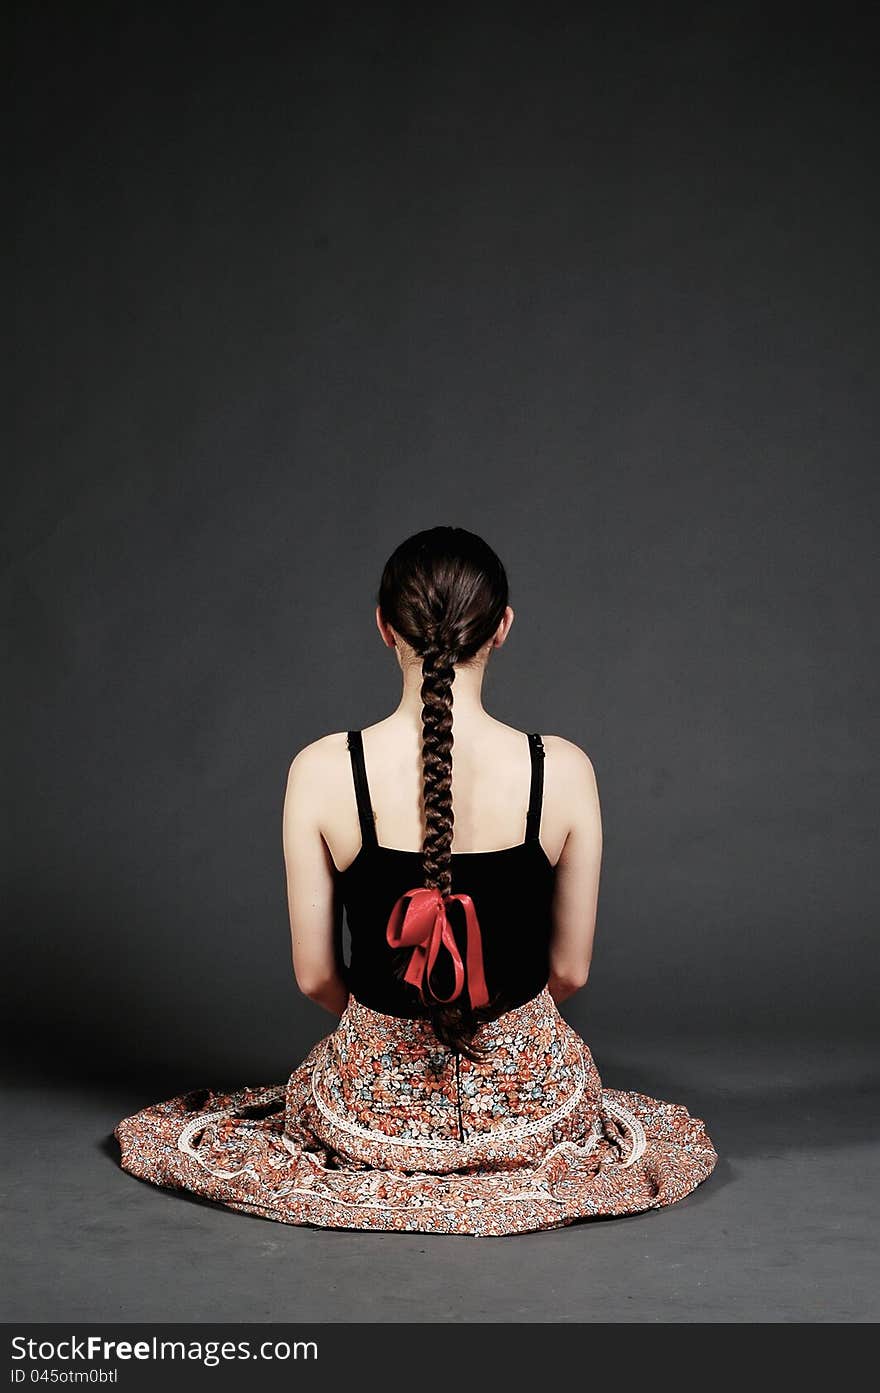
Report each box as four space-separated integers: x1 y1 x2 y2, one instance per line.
346 730 378 850
525 732 545 843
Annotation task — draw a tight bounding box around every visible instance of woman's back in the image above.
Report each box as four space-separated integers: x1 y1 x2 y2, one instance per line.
337 723 556 1017
324 718 570 871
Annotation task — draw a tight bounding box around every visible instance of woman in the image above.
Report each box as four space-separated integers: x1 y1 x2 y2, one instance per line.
114 526 717 1235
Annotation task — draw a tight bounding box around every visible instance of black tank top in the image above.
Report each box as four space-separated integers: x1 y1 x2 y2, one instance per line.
338 730 556 1018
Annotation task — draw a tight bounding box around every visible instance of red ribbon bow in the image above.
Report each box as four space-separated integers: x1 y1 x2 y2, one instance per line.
385 886 490 1009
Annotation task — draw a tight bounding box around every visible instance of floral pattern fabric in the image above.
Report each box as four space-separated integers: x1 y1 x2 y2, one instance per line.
114 989 717 1236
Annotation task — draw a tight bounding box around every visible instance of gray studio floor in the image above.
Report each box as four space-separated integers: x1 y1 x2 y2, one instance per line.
4 1036 878 1323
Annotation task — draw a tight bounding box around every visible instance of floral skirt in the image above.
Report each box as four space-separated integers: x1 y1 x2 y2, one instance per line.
113 988 717 1237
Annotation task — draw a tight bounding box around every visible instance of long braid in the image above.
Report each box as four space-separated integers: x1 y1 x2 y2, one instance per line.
379 526 511 1060
419 645 455 898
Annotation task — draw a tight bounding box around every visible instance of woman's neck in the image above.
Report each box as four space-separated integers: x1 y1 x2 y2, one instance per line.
391 660 489 731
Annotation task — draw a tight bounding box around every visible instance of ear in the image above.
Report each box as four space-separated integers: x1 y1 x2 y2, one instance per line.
375 604 396 649
492 605 515 648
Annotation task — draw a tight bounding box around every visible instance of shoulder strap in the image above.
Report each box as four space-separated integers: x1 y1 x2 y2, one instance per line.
525 732 545 843
346 730 378 850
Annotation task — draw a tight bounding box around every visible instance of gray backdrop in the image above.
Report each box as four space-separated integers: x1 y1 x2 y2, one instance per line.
6 3 877 1087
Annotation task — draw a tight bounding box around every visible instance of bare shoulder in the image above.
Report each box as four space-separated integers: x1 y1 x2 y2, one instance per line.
542 736 601 853
282 733 352 854
541 733 598 789
285 730 350 792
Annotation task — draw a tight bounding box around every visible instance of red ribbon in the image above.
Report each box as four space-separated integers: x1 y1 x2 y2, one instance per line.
385 886 490 1010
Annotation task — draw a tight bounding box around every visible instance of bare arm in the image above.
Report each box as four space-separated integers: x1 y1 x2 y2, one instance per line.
546 741 603 1004
282 742 349 1017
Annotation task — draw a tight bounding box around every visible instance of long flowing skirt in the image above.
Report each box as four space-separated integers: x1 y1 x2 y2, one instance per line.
113 988 717 1237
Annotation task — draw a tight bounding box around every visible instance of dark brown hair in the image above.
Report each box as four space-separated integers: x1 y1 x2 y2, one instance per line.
377 526 510 1059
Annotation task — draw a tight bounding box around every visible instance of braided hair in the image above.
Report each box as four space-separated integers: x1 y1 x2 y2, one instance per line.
377 526 510 1059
